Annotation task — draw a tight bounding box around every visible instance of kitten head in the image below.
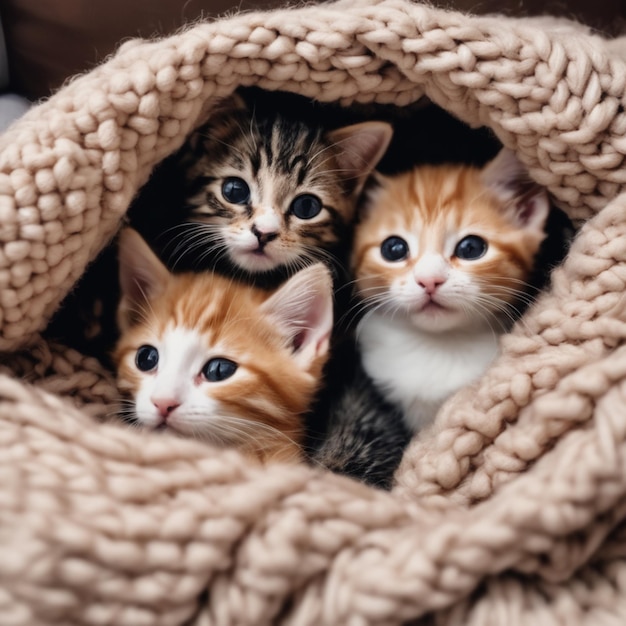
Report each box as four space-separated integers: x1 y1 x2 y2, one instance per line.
352 149 550 333
114 228 334 462
173 93 392 275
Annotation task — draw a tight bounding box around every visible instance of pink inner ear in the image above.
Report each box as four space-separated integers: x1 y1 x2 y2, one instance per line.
511 188 550 232
518 197 537 225
292 330 306 352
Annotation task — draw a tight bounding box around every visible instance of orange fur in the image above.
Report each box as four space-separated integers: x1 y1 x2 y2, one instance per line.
353 157 549 330
350 152 551 431
114 231 332 464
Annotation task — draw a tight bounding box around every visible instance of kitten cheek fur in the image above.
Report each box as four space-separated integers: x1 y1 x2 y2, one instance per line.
114 351 143 398
354 253 395 301
202 361 312 459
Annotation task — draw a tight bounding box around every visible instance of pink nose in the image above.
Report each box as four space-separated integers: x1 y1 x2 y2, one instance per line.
152 398 180 418
417 276 446 294
251 223 278 244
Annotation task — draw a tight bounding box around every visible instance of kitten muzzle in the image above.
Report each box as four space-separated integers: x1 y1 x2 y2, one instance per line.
251 223 279 246
421 298 446 312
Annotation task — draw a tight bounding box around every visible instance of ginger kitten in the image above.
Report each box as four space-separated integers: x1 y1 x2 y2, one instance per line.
352 148 551 433
113 228 333 463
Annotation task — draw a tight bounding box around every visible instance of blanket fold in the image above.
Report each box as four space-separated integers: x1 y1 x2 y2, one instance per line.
2 0 626 623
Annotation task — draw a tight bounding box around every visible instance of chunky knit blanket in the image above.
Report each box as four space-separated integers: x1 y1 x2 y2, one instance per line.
2 0 626 623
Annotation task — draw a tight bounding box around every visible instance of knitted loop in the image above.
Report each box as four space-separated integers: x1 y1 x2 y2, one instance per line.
2 1 626 623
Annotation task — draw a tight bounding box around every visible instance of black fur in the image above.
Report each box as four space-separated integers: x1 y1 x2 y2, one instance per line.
308 342 412 491
310 348 411 489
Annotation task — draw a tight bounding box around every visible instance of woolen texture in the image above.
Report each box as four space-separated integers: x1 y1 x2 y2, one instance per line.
1 0 626 623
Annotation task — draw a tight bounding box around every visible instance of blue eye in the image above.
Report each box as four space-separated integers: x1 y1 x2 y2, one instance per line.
455 235 488 260
135 345 159 372
380 236 409 262
202 358 238 382
290 194 322 219
222 177 250 204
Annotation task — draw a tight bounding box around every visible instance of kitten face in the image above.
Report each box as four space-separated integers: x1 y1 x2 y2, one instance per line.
352 149 550 333
173 95 392 274
114 229 333 463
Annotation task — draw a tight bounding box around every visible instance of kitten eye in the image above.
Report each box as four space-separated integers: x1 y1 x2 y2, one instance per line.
454 235 488 260
290 194 322 220
380 236 409 262
202 358 238 382
135 345 159 372
222 177 250 204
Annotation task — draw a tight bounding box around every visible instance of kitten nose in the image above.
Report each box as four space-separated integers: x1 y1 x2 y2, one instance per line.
251 207 281 245
152 397 180 418
417 276 446 294
414 253 448 294
251 223 279 245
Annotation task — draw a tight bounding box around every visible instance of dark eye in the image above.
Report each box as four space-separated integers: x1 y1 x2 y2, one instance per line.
290 194 322 220
380 236 409 262
454 235 488 260
202 358 238 382
135 345 159 372
222 177 250 204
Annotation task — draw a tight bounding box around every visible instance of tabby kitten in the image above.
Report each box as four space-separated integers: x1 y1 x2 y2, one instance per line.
352 148 551 434
132 90 393 286
48 90 391 364
113 228 333 464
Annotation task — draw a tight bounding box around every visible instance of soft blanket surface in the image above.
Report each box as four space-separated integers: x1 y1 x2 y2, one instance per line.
1 0 626 623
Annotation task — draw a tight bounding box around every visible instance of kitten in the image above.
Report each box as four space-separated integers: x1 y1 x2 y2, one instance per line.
113 228 334 464
352 148 551 433
49 89 391 363
310 352 412 490
131 89 393 287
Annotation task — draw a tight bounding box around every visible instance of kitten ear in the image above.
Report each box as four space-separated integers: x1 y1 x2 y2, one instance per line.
205 92 248 120
188 92 248 152
260 264 334 369
117 228 170 330
327 121 393 194
360 170 389 214
481 148 550 234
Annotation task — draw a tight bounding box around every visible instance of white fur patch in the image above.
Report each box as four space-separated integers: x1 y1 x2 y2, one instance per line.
358 313 499 432
133 326 223 433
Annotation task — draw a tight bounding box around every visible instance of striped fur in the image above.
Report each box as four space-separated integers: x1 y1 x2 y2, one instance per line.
311 355 411 490
163 92 392 281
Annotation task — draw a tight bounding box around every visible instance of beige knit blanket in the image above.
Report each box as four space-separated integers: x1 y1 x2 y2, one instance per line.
2 0 626 623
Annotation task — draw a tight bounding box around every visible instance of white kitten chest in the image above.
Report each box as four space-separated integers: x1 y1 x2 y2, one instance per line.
358 313 500 432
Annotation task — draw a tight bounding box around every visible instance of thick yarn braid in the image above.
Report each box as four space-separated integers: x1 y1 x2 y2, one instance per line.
2 1 626 624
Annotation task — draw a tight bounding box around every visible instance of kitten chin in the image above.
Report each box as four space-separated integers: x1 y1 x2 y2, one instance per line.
113 228 334 464
351 148 557 432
